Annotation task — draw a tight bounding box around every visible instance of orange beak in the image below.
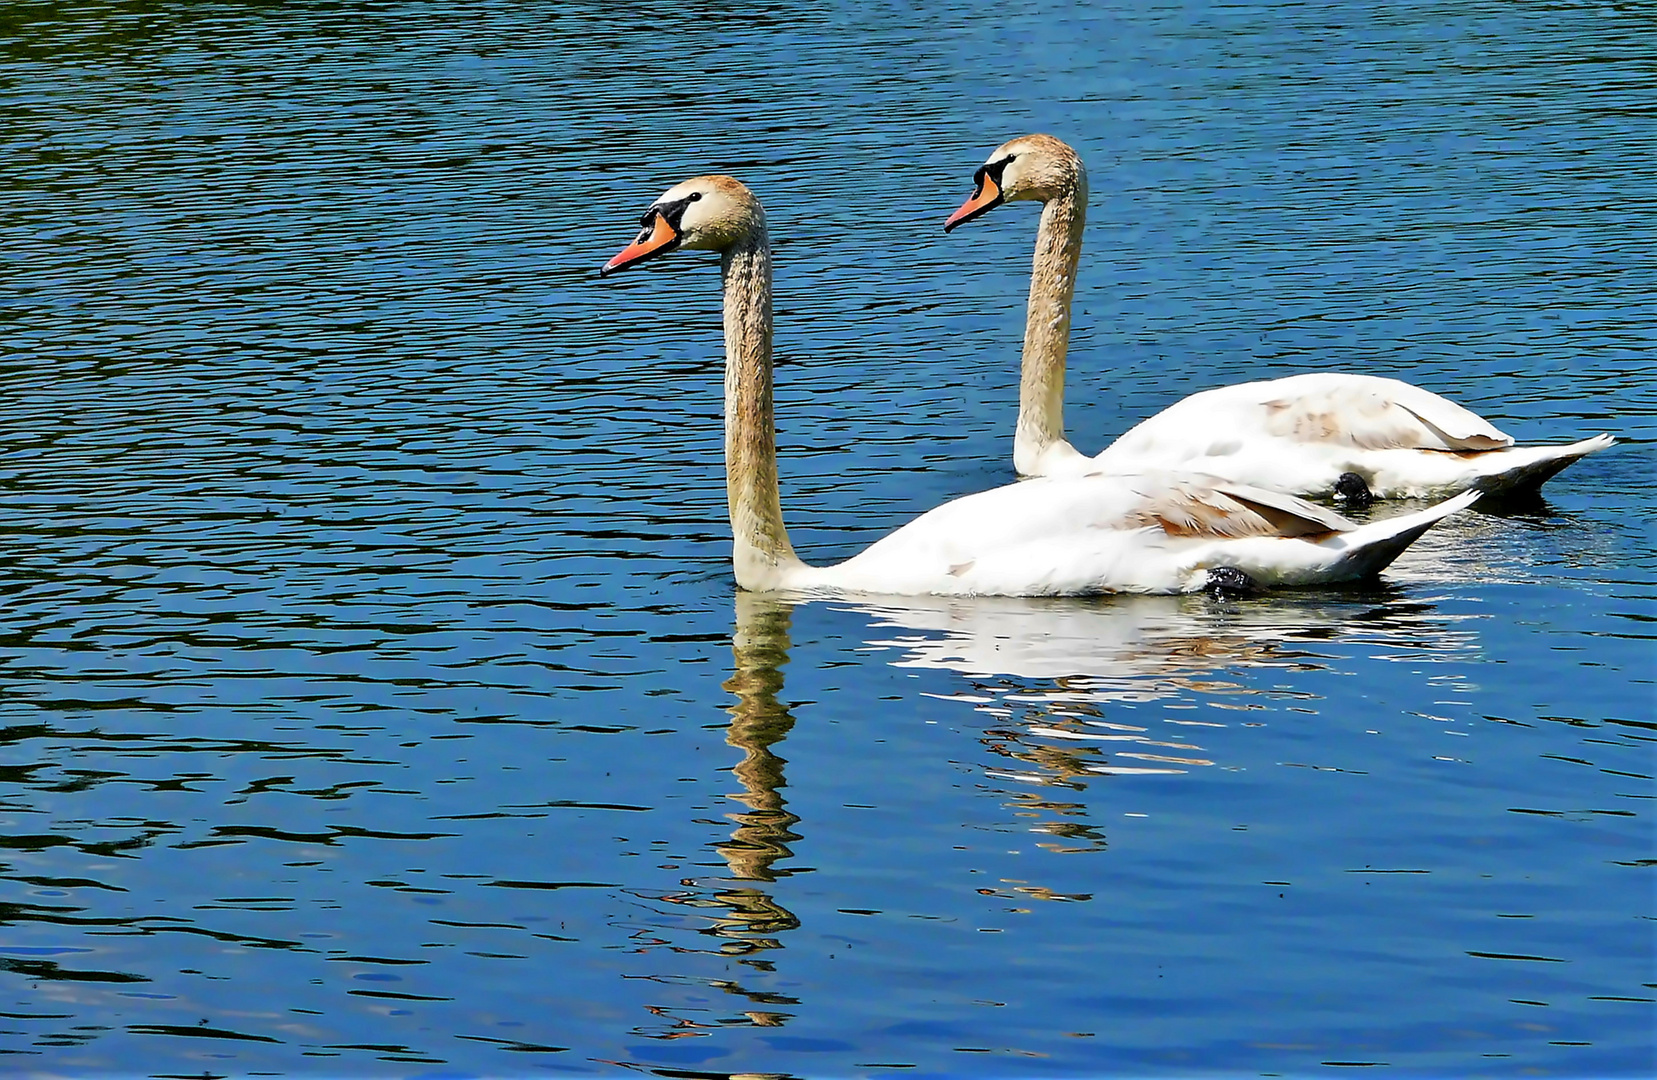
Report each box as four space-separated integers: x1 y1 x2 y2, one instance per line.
600 212 680 275
943 170 1005 232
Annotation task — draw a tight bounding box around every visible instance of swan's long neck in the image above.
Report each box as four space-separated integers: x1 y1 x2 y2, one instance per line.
721 232 805 590
1014 182 1087 474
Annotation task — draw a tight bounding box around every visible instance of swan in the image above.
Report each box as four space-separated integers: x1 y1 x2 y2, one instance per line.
600 174 1477 597
944 133 1615 499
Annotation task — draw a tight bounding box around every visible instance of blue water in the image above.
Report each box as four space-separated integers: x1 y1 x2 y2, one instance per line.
2 1 1653 1076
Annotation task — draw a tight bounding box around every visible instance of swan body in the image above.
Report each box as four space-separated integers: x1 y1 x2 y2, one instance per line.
1090 373 1616 499
945 134 1614 499
602 174 1475 597
787 472 1478 595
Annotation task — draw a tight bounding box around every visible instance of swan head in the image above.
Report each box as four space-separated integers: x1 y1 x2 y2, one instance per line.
601 175 765 275
944 133 1086 231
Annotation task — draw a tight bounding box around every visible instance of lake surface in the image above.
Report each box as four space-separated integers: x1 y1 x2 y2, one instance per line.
3 1 1654 1076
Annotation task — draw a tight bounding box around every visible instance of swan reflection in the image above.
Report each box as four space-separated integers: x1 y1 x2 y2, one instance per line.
637 583 1480 1038
642 591 803 1019
845 588 1480 786
716 592 803 886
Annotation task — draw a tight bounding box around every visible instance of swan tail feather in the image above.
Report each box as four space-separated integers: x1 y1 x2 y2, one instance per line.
1468 434 1615 498
1322 489 1481 580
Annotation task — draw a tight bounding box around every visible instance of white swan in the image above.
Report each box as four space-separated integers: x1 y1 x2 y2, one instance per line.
944 133 1615 499
601 174 1477 597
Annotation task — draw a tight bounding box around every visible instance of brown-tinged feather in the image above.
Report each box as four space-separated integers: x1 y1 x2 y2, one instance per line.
1126 480 1353 541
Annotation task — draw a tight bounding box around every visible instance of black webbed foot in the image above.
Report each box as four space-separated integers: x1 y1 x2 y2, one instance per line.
1333 472 1373 510
1203 566 1260 596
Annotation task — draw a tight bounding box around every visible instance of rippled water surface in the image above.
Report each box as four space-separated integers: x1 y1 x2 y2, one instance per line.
4 1 1654 1076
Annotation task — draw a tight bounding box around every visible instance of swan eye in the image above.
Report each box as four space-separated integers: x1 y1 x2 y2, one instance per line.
975 156 1016 192
655 194 700 229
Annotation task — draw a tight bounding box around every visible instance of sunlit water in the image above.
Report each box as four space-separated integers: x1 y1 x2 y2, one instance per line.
3 1 1654 1076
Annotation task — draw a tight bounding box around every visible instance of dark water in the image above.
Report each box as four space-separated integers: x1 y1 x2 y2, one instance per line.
3 1 1654 1076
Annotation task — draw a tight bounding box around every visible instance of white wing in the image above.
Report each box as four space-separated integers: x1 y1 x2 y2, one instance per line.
1100 373 1513 461
1060 373 1614 498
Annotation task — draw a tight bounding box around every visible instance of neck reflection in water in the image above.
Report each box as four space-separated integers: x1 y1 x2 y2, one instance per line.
654 592 805 997
644 584 1479 1035
718 592 805 887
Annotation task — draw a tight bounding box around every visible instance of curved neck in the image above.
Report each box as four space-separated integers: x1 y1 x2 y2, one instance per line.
1014 184 1087 474
721 235 805 589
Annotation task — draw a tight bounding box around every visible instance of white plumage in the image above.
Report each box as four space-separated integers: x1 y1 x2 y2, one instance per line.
793 473 1478 595
603 174 1476 597
946 134 1614 498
